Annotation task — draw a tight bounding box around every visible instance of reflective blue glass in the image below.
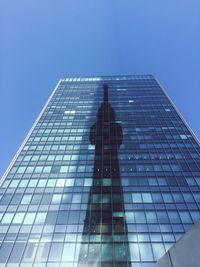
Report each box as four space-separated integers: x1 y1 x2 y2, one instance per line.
0 75 200 266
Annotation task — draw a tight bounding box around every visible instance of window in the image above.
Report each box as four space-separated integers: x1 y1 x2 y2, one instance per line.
62 243 76 261
2 213 14 224
21 195 32 205
134 212 146 223
139 243 154 261
19 180 29 187
23 242 38 261
60 166 68 173
13 213 25 224
37 179 47 187
56 179 65 187
0 243 14 263
28 180 38 188
132 193 142 203
179 211 192 223
152 243 165 261
23 213 36 224
52 194 62 204
9 180 20 188
146 212 157 223
17 166 26 174
168 211 181 223
35 212 47 224
180 134 187 139
47 179 56 187
48 243 63 261
142 193 153 203
10 194 22 205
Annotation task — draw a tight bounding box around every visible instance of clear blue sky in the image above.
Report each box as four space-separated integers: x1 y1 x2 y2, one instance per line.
0 0 200 177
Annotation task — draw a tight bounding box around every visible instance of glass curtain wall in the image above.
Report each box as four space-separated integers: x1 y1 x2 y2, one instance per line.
0 75 200 267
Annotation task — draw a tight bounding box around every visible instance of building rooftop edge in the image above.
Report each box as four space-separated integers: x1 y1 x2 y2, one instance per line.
60 74 155 82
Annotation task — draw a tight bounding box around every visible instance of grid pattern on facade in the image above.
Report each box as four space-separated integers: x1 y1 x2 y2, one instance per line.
0 75 200 267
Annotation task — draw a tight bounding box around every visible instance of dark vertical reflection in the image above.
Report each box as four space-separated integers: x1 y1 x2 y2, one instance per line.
78 85 131 267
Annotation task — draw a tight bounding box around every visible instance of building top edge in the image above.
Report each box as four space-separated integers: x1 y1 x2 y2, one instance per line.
61 74 155 82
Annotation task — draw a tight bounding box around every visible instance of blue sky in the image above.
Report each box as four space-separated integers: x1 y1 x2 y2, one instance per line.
0 0 200 177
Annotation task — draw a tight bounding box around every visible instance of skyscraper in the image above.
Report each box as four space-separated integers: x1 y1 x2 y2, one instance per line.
0 75 200 267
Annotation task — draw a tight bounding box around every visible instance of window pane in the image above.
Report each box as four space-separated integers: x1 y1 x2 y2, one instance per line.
129 243 140 261
139 243 154 261
23 213 36 225
62 243 76 261
152 243 165 261
13 213 25 224
49 243 63 261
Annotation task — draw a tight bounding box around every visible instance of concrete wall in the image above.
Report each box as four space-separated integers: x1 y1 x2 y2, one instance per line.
155 220 200 267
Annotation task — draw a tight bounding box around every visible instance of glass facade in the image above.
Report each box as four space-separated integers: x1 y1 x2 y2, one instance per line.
0 75 200 267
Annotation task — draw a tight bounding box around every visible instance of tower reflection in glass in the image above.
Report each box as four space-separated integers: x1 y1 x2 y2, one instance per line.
78 85 131 267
